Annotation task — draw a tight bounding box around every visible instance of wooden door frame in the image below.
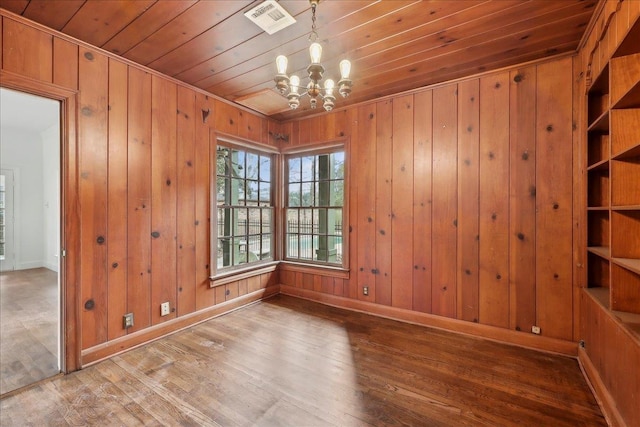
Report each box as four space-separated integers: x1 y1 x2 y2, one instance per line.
1 70 81 373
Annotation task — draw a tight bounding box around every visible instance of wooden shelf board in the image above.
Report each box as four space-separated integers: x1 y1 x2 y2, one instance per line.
587 158 610 171
584 286 609 307
611 205 640 211
612 80 640 109
612 143 640 160
587 206 609 211
614 18 640 58
612 257 640 275
611 310 640 340
587 246 611 259
587 110 609 132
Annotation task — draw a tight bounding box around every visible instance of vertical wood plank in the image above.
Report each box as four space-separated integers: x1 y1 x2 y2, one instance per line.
106 58 128 341
53 37 78 90
347 108 359 299
509 66 537 333
150 75 178 325
214 99 238 136
413 90 433 313
78 48 108 349
479 72 511 329
63 93 82 371
238 110 264 143
298 118 312 146
572 55 587 341
195 94 213 310
356 104 377 302
176 86 197 317
127 67 152 333
431 85 458 318
457 79 480 323
375 100 393 306
2 18 52 82
391 95 414 310
536 57 574 341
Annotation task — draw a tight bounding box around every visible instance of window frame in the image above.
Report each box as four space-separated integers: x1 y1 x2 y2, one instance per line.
211 137 279 279
282 142 348 270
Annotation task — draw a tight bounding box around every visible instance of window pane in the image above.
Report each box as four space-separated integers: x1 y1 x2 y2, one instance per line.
246 152 258 180
331 180 344 206
261 234 272 259
235 208 248 236
300 209 313 234
288 158 301 182
259 181 271 202
217 208 232 237
261 209 272 234
286 209 299 233
217 238 232 268
233 237 247 265
247 180 259 202
247 235 260 260
328 208 343 235
289 183 301 207
247 208 261 235
333 152 345 179
232 150 245 178
217 147 230 176
286 233 298 258
216 176 227 205
301 156 315 181
299 234 313 259
260 155 271 182
301 182 314 207
232 178 245 204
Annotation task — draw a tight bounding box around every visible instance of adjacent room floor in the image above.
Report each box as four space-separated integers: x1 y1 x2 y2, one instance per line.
0 268 59 395
0 294 606 426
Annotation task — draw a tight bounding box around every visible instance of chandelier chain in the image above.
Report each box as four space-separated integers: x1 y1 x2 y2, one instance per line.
309 2 318 42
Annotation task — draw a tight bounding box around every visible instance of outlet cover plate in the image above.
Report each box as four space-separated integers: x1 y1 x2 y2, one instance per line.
160 302 170 316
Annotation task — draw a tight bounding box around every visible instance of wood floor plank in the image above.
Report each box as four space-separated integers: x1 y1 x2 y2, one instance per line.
0 268 59 395
1 295 606 426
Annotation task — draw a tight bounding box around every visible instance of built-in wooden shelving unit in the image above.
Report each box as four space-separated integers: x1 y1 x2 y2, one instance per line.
586 29 640 336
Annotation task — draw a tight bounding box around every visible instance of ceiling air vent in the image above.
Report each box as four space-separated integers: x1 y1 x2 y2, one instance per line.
244 1 296 35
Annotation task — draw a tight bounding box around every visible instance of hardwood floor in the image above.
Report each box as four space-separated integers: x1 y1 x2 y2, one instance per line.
0 268 59 395
0 295 605 426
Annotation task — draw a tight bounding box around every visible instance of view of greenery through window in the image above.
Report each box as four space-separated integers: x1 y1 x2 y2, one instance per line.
285 150 344 265
216 145 273 270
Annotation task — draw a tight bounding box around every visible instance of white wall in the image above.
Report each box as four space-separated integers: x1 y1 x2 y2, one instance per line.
42 124 60 272
0 127 45 270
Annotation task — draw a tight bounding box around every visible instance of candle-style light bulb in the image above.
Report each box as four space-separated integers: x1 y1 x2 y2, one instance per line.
339 59 351 79
276 55 288 74
324 79 335 96
309 42 322 64
290 75 300 94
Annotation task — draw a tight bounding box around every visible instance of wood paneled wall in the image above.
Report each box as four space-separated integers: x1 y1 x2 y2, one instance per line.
280 55 577 342
0 14 280 365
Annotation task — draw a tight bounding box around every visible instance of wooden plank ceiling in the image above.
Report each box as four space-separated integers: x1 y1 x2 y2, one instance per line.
1 0 598 121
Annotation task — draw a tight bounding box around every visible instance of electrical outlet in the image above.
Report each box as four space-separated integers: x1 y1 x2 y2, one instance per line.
363 286 369 296
160 302 170 317
123 313 134 329
531 325 541 335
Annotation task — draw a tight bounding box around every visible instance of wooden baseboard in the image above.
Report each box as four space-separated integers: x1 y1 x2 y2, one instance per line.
578 347 625 427
81 285 280 366
280 285 578 357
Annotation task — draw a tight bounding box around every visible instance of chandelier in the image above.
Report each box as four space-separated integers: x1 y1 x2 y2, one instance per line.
273 0 352 111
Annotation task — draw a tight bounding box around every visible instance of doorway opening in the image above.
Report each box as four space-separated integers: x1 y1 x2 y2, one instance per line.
0 88 61 395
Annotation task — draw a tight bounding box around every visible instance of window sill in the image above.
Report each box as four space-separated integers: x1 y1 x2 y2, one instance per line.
210 262 279 288
279 261 350 280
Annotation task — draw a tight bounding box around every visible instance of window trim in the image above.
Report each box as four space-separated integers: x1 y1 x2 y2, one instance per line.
210 135 280 279
282 141 349 270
